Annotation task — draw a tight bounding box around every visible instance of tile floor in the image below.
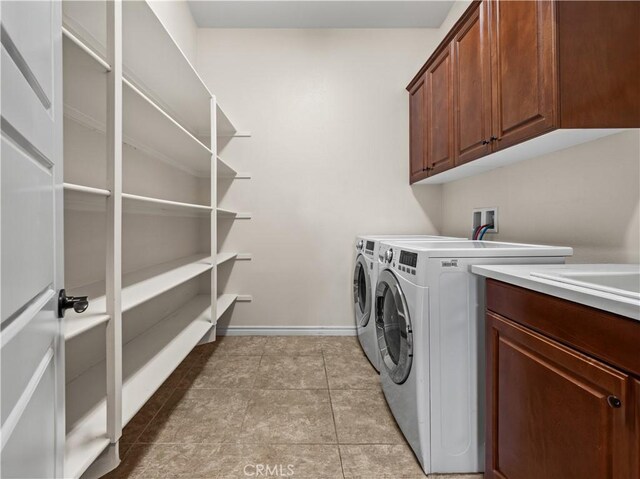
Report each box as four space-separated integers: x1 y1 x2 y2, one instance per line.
105 336 483 479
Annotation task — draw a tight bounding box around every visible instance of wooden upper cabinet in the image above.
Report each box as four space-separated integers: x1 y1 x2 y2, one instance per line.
425 45 455 176
409 74 428 183
406 0 639 184
490 0 556 150
453 1 492 165
557 1 640 128
487 312 635 479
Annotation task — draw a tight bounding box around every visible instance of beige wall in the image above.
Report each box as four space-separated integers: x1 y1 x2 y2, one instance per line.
441 130 640 263
194 1 640 331
197 28 446 331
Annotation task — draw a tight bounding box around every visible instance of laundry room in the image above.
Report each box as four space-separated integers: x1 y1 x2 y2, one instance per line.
1 1 638 478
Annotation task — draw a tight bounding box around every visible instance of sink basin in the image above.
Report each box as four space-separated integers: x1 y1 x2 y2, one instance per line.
531 270 640 300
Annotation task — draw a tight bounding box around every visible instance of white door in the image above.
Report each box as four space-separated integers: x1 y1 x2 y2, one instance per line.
1 1 65 477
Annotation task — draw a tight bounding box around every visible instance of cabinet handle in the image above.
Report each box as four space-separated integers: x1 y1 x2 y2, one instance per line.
607 395 622 408
490 136 498 142
482 139 491 145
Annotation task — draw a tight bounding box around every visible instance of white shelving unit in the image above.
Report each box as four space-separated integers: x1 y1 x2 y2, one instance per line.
122 193 212 216
217 156 238 178
65 295 212 478
216 294 239 321
217 207 252 219
60 1 251 477
216 252 238 266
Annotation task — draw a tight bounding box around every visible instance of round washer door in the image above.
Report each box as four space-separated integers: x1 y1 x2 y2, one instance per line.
353 255 372 327
375 269 413 384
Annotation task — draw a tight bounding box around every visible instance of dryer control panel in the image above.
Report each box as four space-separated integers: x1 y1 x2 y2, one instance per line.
380 247 418 277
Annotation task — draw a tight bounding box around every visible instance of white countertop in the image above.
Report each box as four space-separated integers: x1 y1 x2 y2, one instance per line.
471 264 640 321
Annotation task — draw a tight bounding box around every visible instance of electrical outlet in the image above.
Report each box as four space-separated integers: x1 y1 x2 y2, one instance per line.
472 207 499 235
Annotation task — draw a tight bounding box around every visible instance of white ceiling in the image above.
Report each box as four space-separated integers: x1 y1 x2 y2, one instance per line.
188 1 455 28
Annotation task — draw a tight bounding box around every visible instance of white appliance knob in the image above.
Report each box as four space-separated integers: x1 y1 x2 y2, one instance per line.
385 249 394 263
356 240 364 251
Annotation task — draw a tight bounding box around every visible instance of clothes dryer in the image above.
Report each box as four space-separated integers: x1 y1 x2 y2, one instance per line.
375 240 572 473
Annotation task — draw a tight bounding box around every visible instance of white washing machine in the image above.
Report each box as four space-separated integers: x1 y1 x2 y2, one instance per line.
353 235 462 372
374 240 573 474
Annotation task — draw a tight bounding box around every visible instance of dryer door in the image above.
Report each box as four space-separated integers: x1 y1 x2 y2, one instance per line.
375 270 413 384
353 255 372 328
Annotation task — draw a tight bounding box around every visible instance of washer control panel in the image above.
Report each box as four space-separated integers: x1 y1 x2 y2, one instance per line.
380 247 418 276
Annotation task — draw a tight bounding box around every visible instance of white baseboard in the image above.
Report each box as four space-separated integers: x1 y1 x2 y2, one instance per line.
217 326 357 336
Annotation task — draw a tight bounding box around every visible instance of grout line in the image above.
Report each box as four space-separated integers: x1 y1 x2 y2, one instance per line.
323 351 346 479
236 351 264 435
251 352 266 389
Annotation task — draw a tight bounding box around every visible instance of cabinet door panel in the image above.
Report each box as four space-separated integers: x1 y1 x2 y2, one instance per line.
454 1 492 165
409 75 428 184
426 45 455 175
491 0 556 150
486 312 633 479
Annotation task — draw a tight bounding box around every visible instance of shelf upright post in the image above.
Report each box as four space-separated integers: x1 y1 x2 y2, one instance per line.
210 96 218 335
105 0 123 460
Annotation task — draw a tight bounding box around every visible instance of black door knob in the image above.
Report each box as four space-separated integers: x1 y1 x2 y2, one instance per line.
607 395 622 408
58 289 89 318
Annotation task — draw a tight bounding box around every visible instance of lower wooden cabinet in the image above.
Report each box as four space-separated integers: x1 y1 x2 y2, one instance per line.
485 280 640 479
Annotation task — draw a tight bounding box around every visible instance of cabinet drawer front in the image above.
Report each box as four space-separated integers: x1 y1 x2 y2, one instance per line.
486 279 640 377
487 313 634 479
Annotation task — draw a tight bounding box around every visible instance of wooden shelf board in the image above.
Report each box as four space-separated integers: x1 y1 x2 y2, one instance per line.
123 79 213 175
63 183 110 213
217 156 237 178
64 295 212 478
64 182 111 197
216 207 238 218
62 26 110 71
63 0 214 137
64 422 110 479
217 294 238 321
216 104 237 137
64 255 212 340
216 208 252 219
216 252 238 266
123 192 212 216
122 1 213 137
63 34 213 176
121 295 212 424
